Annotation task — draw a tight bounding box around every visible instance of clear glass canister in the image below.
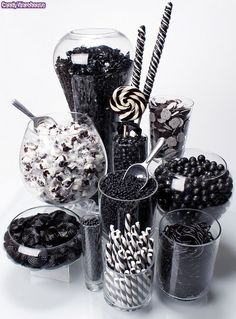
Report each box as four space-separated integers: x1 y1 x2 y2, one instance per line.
53 28 133 169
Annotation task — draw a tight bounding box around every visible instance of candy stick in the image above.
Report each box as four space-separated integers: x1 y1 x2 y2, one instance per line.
114 277 122 305
118 249 127 273
139 249 147 268
119 278 129 306
143 2 173 101
124 270 135 307
135 222 141 235
140 231 149 246
127 232 137 253
148 238 154 250
131 224 140 241
106 243 114 266
121 234 128 250
131 25 146 89
130 268 140 306
135 261 150 297
147 252 153 267
105 268 119 301
124 213 132 240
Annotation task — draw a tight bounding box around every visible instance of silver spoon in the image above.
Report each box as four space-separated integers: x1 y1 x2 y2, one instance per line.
123 137 165 189
12 99 57 129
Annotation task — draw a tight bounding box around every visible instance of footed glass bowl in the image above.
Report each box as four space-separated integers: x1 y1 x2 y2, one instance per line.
154 149 233 219
3 206 82 270
19 112 107 205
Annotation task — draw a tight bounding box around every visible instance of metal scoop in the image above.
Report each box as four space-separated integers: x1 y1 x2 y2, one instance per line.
123 137 165 188
12 99 57 129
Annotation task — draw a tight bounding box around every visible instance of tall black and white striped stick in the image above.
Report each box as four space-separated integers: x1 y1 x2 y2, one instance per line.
131 25 146 89
143 2 173 101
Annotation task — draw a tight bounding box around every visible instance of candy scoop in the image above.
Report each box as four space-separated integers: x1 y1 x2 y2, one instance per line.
123 137 165 188
12 99 57 129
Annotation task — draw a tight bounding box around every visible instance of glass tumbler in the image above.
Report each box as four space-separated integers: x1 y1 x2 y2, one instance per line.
157 209 221 300
104 261 154 311
98 171 158 237
112 133 148 171
149 96 193 159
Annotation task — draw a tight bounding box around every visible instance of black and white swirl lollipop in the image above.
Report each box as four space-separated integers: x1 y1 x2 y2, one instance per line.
110 86 147 121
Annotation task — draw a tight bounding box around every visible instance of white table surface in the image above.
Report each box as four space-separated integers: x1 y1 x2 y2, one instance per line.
1 0 236 318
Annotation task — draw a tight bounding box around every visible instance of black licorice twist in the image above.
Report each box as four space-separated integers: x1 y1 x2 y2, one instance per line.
81 214 103 283
143 2 173 101
164 222 214 245
158 220 217 299
131 25 146 89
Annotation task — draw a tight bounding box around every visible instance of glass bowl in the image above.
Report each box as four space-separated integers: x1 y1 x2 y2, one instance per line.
19 112 108 204
3 206 82 270
154 148 233 219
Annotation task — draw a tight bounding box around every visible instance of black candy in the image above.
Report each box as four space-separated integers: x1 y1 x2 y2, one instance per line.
55 45 133 169
158 221 216 299
155 155 233 212
112 134 147 171
99 171 157 234
4 210 82 269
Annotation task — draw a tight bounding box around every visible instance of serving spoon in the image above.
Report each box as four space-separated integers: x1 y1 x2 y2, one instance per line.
12 99 57 129
123 137 165 189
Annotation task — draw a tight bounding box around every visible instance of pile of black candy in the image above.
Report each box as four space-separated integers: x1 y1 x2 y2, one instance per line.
112 134 147 171
158 220 216 299
55 46 133 169
163 222 214 245
99 171 157 235
4 210 82 269
155 154 233 211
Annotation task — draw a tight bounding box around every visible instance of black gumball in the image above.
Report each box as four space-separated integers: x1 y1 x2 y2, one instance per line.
155 153 233 212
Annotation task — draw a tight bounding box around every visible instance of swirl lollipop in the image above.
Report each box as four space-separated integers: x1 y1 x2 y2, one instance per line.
110 86 147 122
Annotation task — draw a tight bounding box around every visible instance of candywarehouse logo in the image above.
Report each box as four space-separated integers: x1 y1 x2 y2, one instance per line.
1 1 46 9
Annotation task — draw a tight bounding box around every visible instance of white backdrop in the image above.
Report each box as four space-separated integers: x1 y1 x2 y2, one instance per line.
0 1 236 318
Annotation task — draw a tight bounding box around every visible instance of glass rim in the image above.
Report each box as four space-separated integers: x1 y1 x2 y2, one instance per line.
149 95 194 109
98 170 158 202
159 208 222 248
7 205 81 251
159 148 228 181
81 213 101 228
70 28 121 37
26 111 96 137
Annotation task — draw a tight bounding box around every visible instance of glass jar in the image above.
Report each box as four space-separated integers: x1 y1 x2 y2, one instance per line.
104 260 154 311
3 206 82 270
98 170 158 237
112 133 148 171
157 209 221 300
53 28 133 169
19 112 107 204
149 96 193 159
154 149 233 220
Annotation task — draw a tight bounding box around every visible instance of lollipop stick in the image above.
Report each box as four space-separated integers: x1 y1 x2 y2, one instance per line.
143 2 173 101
